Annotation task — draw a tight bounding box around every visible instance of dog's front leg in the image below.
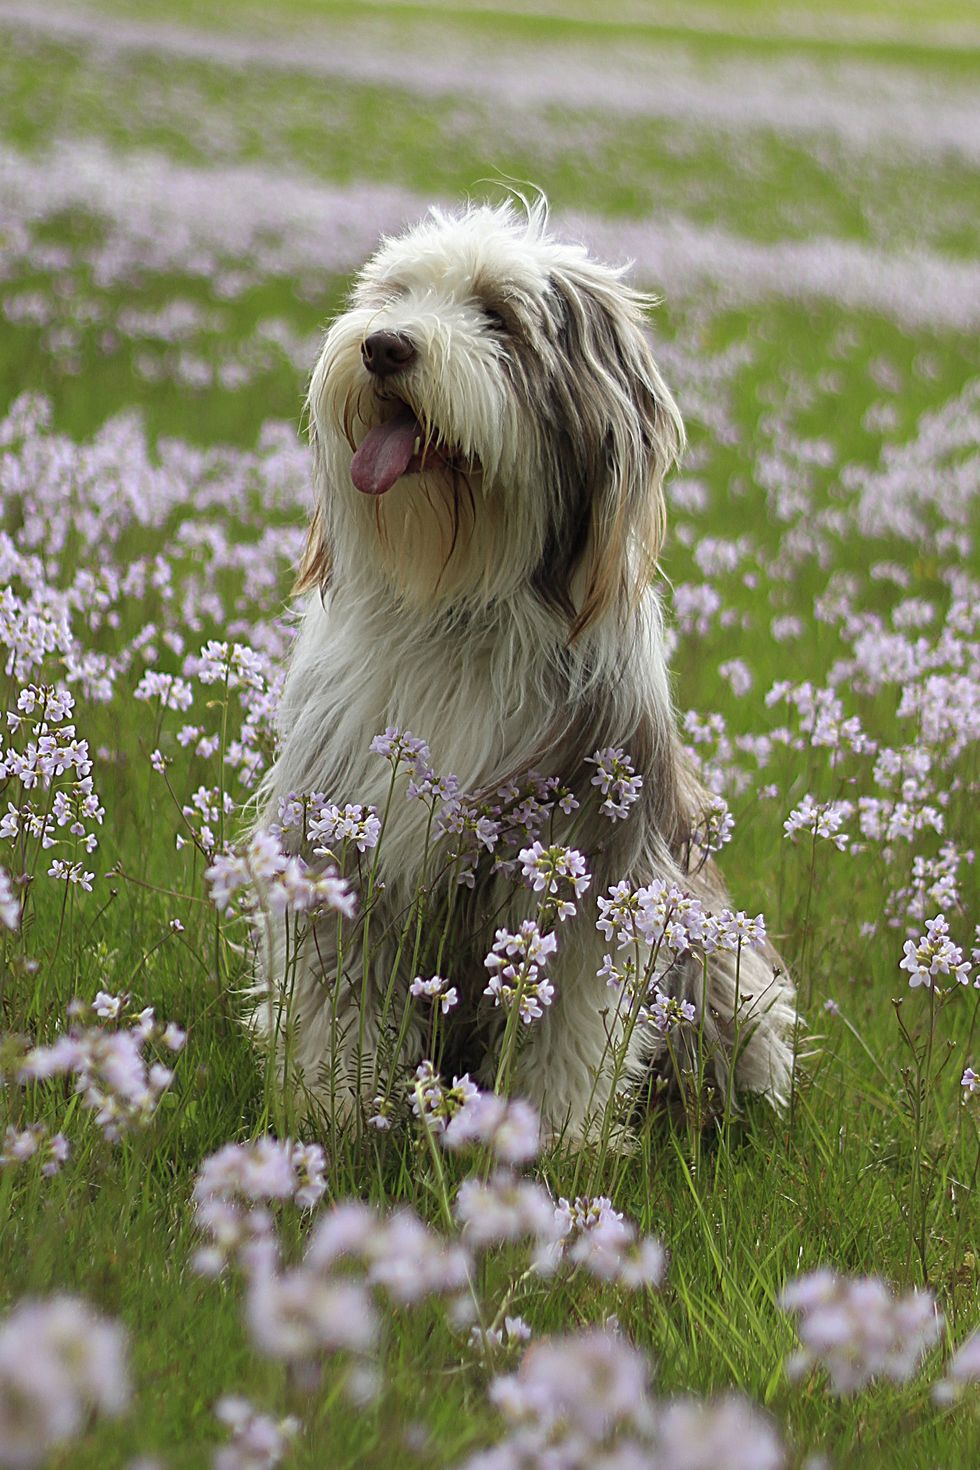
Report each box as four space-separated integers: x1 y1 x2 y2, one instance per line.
253 917 424 1128
509 934 643 1148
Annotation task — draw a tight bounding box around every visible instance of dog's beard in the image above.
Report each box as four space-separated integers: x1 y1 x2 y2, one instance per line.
339 388 494 605
332 437 500 607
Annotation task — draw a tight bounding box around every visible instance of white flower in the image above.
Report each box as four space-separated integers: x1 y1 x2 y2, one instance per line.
205 829 356 921
0 1296 130 1466
308 801 381 854
368 726 430 769
586 746 643 820
213 1395 300 1470
0 867 19 930
780 1269 941 1394
642 989 697 1035
442 1093 540 1164
548 1195 667 1288
409 975 459 1014
934 1327 980 1402
134 670 194 710
712 909 767 951
363 1209 469 1304
488 1330 651 1443
456 1172 558 1249
411 1062 477 1133
46 859 94 890
483 922 559 1023
195 1138 301 1207
290 1141 328 1210
899 914 971 988
469 1316 532 1358
783 794 850 852
692 794 735 853
18 1011 181 1143
246 1270 377 1361
655 1394 785 1470
92 991 124 1020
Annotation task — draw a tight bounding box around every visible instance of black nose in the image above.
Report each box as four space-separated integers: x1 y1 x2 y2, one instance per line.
361 331 417 377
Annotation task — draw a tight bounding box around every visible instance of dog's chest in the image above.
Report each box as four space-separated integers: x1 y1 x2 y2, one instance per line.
282 597 553 828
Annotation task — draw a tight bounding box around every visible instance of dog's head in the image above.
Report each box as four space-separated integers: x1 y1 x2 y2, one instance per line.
301 198 684 632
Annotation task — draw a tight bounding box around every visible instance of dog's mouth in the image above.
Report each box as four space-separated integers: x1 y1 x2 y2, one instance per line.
350 400 473 496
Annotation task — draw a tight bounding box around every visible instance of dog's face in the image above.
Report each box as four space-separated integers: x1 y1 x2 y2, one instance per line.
303 201 684 627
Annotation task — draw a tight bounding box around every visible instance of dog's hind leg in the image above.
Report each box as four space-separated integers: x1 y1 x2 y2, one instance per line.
506 927 795 1146
697 941 797 1108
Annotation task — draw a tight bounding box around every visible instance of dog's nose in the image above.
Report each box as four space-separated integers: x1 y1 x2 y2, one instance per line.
361 331 417 377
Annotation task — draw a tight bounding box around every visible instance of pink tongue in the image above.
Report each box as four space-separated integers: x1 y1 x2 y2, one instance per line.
350 405 421 495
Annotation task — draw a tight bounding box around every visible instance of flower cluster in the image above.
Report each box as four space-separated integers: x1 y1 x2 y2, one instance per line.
442 1092 541 1164
586 745 643 819
899 913 972 989
484 921 559 1023
0 1295 130 1468
0 682 105 907
410 1060 478 1133
517 842 590 921
369 726 431 770
205 827 355 922
192 1135 328 1275
16 995 185 1142
437 770 579 887
547 1195 667 1286
448 1107 668 1290
134 669 194 711
0 1123 69 1176
780 1269 941 1394
468 1315 532 1359
464 1331 785 1470
455 1172 558 1251
194 1142 471 1388
886 841 973 930
642 988 697 1035
213 1396 300 1470
409 974 459 1014
783 794 850 851
308 800 381 855
596 878 768 963
690 793 735 853
193 639 268 692
934 1328 980 1403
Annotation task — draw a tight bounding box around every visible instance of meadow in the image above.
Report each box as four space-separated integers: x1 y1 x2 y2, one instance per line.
0 1 978 1465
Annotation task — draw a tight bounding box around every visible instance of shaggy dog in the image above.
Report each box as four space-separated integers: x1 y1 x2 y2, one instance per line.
258 199 795 1141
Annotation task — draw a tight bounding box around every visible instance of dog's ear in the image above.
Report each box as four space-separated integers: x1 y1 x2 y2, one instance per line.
294 504 331 595
542 267 684 640
293 424 332 596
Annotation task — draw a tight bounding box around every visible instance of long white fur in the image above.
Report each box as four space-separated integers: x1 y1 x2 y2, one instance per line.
256 199 796 1141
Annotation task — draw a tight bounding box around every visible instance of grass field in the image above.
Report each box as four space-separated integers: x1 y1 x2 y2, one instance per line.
0 1 978 1465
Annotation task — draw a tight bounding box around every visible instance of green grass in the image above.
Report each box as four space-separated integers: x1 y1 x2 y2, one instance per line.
0 2 978 1466
2 29 976 256
84 0 980 67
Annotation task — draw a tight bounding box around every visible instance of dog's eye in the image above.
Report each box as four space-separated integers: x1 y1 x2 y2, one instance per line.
482 307 509 335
